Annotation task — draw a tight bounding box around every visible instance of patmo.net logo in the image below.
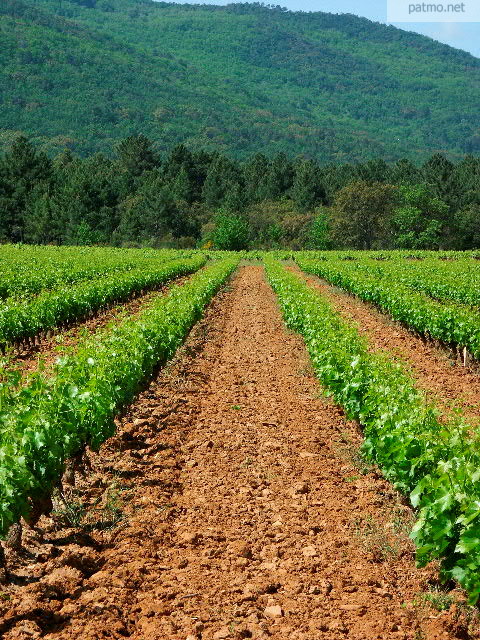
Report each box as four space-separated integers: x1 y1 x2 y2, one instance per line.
387 0 480 21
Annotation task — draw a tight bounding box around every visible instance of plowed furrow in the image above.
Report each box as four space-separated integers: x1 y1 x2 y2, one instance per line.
0 266 474 640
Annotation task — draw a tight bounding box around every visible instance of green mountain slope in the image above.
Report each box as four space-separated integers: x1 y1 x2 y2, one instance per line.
1 0 479 160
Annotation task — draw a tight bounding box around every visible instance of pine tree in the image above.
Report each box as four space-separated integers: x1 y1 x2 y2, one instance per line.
201 155 242 209
422 154 454 202
170 166 195 204
24 191 59 245
162 145 202 203
243 153 269 203
47 154 120 244
263 153 293 200
116 135 160 179
389 158 421 185
291 159 325 213
355 159 390 183
0 136 52 241
117 171 196 243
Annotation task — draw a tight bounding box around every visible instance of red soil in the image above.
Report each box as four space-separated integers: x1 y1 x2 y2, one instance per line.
292 265 480 426
0 266 478 640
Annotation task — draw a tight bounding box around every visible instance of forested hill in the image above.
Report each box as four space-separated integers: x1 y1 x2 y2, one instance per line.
1 0 479 161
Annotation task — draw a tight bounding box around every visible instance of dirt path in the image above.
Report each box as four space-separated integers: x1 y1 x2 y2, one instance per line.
291 266 480 425
1 266 476 639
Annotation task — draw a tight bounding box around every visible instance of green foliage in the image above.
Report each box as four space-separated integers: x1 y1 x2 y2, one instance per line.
452 205 480 250
0 254 206 347
291 159 325 213
1 0 479 160
0 134 479 250
0 254 239 537
265 257 480 602
355 254 480 308
69 220 105 246
0 244 183 298
213 213 250 250
115 172 196 244
306 209 332 250
262 223 284 249
298 256 480 358
331 181 398 249
245 200 300 250
0 136 52 242
202 156 242 210
116 135 160 179
416 587 454 612
391 185 449 249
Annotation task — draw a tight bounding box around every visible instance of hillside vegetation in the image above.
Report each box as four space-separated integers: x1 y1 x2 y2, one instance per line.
1 0 479 160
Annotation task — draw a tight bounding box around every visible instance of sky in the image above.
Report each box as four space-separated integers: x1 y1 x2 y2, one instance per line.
164 0 480 57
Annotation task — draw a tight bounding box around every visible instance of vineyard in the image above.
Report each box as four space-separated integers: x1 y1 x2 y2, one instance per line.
1 245 480 638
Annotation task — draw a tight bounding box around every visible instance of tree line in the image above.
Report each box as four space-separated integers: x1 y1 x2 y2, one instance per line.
0 134 478 250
